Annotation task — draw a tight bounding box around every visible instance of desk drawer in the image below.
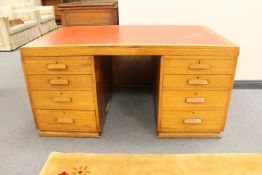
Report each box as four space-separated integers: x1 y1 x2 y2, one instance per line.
163 58 234 74
23 58 93 74
28 75 94 90
162 75 232 90
31 91 95 110
160 110 225 132
162 90 228 110
62 10 117 26
35 109 97 132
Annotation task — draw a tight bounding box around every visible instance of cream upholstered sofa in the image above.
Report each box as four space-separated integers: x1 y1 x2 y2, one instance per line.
12 3 57 35
0 3 57 51
0 6 41 51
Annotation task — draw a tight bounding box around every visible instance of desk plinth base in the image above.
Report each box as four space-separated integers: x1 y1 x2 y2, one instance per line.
39 131 100 138
157 132 222 138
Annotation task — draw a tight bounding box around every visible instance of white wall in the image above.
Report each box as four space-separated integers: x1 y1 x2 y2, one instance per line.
0 0 41 6
0 0 30 5
119 0 262 80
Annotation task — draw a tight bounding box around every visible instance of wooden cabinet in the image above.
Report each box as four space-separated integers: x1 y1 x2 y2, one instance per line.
22 56 111 137
158 55 237 138
41 0 79 24
57 0 119 26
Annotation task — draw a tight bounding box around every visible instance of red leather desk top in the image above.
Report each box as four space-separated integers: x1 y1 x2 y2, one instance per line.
25 26 235 47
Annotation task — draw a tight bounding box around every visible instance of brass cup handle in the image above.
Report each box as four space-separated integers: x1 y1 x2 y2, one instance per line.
47 64 67 70
183 118 203 124
56 118 74 124
49 79 69 85
188 79 209 85
53 97 71 103
189 64 210 70
186 97 205 103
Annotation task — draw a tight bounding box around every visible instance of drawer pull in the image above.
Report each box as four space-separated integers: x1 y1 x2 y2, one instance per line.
53 97 71 103
56 118 74 124
186 97 205 103
188 79 209 85
49 79 69 85
183 118 203 124
189 64 210 70
47 64 67 70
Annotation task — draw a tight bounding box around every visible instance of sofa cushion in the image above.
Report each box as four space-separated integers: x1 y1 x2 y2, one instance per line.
0 6 15 19
9 18 24 27
9 20 37 34
41 15 54 23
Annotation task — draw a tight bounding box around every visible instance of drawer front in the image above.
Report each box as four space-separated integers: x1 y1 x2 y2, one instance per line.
28 75 94 90
160 110 225 132
162 90 228 110
163 58 235 74
35 110 97 132
64 11 115 26
23 58 93 74
162 75 232 90
31 91 95 110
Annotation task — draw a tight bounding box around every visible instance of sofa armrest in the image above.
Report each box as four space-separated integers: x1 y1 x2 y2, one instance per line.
0 16 11 50
36 6 55 16
0 16 11 34
12 9 40 22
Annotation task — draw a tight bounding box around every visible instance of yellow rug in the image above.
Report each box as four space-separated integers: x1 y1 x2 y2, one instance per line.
40 152 262 175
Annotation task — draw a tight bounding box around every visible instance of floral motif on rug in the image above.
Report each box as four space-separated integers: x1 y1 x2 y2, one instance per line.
58 166 90 175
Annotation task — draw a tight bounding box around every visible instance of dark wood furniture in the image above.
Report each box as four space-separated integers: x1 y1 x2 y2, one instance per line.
57 0 119 26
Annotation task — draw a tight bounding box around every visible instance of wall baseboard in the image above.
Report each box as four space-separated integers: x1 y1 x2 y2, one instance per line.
234 80 262 89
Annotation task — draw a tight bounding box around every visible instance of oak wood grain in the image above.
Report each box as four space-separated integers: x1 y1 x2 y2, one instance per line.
27 74 93 90
162 90 228 110
31 91 95 110
163 57 235 74
162 74 232 90
160 110 225 132
20 25 239 138
35 109 97 131
39 131 100 137
23 57 93 74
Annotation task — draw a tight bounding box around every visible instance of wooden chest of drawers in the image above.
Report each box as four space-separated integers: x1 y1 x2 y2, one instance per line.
21 56 111 137
57 0 119 26
157 56 237 138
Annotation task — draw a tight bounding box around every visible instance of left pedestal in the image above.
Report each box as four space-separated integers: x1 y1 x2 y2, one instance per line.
21 56 111 138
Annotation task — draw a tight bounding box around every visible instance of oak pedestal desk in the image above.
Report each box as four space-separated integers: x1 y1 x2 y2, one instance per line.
20 26 239 138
